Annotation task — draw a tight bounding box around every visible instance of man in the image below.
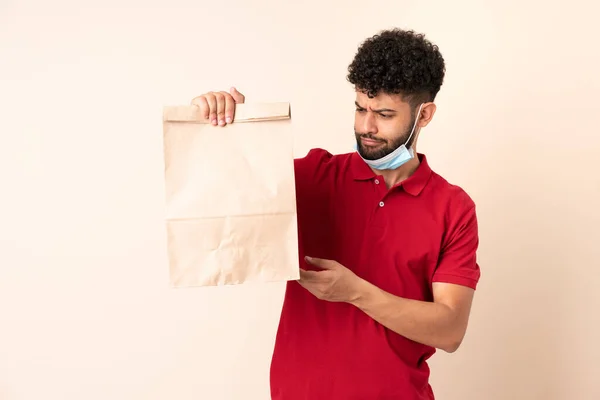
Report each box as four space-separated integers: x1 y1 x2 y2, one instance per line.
192 28 480 400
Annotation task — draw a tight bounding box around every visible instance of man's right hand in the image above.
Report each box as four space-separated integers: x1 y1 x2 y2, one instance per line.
190 87 246 127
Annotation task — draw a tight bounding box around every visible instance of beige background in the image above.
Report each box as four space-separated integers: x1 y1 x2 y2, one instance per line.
1 1 599 399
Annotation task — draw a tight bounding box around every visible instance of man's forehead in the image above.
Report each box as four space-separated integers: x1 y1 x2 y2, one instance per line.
355 91 408 110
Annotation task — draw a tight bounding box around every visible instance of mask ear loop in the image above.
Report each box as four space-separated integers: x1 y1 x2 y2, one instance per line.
404 103 425 147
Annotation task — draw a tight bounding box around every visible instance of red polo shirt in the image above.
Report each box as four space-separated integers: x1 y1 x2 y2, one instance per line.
270 148 480 400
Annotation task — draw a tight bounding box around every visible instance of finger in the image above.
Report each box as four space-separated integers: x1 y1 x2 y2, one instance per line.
214 92 227 126
299 268 321 282
223 91 235 124
304 256 336 270
230 87 245 104
191 96 209 120
204 93 217 125
298 272 320 290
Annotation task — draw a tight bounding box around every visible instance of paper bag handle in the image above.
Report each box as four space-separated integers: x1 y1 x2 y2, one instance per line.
163 102 290 123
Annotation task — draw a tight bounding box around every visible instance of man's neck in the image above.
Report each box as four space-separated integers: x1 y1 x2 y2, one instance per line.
372 156 420 189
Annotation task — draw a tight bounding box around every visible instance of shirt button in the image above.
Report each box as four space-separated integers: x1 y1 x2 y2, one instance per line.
379 201 384 207
374 179 380 184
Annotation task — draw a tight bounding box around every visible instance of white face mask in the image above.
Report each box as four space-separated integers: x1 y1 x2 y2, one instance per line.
356 103 424 170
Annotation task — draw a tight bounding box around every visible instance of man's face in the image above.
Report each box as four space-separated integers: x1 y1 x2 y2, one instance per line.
354 90 417 161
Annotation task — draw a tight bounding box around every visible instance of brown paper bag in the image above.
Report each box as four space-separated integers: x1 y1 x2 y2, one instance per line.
162 102 300 287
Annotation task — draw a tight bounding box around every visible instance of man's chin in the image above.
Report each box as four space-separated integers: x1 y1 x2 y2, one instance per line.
358 148 386 161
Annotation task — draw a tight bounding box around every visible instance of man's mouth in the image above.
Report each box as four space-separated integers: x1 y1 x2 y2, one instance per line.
360 137 384 146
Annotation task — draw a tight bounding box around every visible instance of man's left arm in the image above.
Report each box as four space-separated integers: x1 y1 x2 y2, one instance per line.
350 280 474 353
299 204 480 353
352 203 480 353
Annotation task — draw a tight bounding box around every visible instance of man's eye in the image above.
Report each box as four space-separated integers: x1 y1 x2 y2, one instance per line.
379 114 391 118
356 108 366 112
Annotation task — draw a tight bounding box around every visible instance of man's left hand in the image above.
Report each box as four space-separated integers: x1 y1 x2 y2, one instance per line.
298 256 366 303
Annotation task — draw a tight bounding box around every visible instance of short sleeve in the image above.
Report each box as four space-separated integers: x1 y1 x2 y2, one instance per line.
294 148 334 190
432 204 481 290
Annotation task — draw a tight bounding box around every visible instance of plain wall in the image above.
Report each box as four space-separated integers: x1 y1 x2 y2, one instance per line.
1 1 599 399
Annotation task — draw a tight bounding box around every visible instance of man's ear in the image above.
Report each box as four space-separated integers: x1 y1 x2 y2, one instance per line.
410 103 436 151
418 102 437 128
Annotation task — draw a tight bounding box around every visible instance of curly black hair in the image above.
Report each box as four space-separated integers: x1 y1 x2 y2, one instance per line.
347 28 446 107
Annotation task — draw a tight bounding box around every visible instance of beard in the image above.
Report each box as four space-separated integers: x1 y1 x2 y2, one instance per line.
354 115 417 161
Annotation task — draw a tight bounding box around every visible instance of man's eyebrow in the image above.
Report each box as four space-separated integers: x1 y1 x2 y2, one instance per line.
354 102 396 113
372 107 397 113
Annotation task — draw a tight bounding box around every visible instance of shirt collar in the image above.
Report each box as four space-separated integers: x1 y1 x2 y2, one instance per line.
350 151 432 196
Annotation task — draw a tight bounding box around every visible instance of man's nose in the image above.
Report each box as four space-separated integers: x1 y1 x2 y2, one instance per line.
361 111 378 134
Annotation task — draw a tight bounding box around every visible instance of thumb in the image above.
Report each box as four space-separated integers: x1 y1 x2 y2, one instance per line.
304 256 336 270
230 87 245 104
